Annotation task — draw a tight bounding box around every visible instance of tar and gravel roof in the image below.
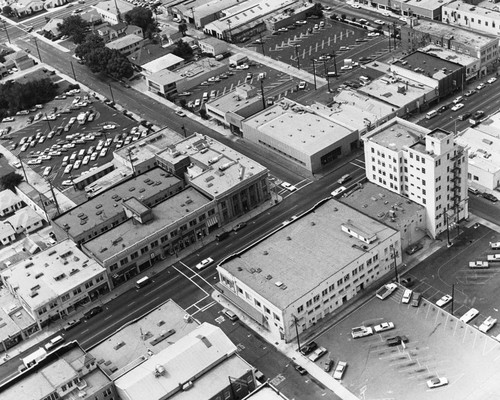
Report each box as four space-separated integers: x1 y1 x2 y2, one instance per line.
219 200 398 310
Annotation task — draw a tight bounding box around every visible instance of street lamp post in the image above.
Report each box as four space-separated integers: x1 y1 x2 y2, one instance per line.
259 78 266 109
44 113 52 131
2 20 11 44
294 45 301 70
108 84 115 103
321 58 331 92
70 61 77 81
33 37 42 62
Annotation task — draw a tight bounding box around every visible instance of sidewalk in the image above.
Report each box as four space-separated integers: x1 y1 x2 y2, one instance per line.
211 211 496 400
0 190 282 362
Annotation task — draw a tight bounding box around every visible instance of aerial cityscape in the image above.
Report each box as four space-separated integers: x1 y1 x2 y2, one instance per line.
0 0 499 398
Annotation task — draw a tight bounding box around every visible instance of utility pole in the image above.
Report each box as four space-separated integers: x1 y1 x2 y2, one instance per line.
451 283 455 315
444 210 451 247
34 37 42 62
322 59 330 92
260 78 266 109
181 125 187 137
127 148 136 175
44 113 52 131
19 156 28 183
332 51 338 78
108 83 115 103
294 45 301 70
47 179 61 215
70 61 77 81
3 20 10 44
259 33 265 56
388 24 391 52
311 58 317 90
293 315 301 352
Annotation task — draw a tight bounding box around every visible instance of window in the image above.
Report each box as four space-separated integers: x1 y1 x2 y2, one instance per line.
131 251 139 260
306 299 313 307
313 294 320 303
264 306 270 314
73 287 82 295
151 240 158 248
61 293 70 302
273 313 281 321
140 246 148 255
120 258 128 266
297 305 304 313
337 279 343 286
255 299 261 307
110 263 118 271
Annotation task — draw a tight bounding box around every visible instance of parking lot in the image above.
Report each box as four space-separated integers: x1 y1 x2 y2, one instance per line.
177 61 303 112
249 17 390 78
298 224 500 399
2 98 141 190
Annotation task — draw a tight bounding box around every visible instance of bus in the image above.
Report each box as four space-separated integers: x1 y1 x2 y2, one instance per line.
135 276 151 289
22 347 47 368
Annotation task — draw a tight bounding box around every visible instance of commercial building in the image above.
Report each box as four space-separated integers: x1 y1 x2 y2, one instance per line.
363 117 468 238
105 34 144 56
114 322 257 400
455 111 500 192
351 0 449 20
203 0 298 42
146 58 227 97
242 98 359 174
140 53 184 75
206 83 264 134
0 240 109 329
341 182 427 251
217 200 402 342
198 36 229 57
401 18 499 77
264 2 316 31
310 90 397 137
419 44 480 81
55 134 269 287
442 1 500 37
172 0 236 28
1 341 117 400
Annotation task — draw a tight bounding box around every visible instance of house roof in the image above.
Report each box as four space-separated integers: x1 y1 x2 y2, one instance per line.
0 190 23 210
5 207 43 230
42 18 64 35
105 34 143 50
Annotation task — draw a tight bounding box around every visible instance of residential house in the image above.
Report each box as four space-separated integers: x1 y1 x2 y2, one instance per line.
5 207 44 235
41 18 64 39
11 0 44 16
105 34 143 56
93 0 134 24
4 50 35 70
0 190 24 217
0 223 16 246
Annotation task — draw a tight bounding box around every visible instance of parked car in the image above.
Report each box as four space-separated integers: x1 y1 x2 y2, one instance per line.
83 306 103 320
222 308 238 321
309 346 327 362
63 318 82 331
483 193 498 203
298 81 307 90
373 322 394 333
411 292 422 307
337 174 351 184
451 103 464 112
464 89 476 97
405 243 423 255
386 336 404 346
459 308 479 323
479 316 497 333
427 377 448 389
294 364 307 375
333 361 347 380
401 277 414 287
324 359 334 372
351 326 373 338
233 222 247 232
195 257 214 270
476 83 486 90
299 341 318 355
487 77 497 84
436 294 452 307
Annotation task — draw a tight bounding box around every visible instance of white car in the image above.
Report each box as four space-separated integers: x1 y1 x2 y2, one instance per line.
331 186 347 197
479 316 497 333
476 83 486 90
436 294 452 307
103 124 116 130
175 110 186 117
195 257 214 270
367 32 380 37
351 4 361 8
487 77 497 84
333 361 347 380
281 182 297 192
373 322 395 333
426 377 448 389
298 81 307 90
2 116 14 122
459 308 479 323
351 326 373 338
308 346 327 362
374 19 385 25
451 103 464 112
61 180 73 186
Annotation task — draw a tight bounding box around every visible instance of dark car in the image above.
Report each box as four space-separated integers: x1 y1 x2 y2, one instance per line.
233 222 247 232
324 359 334 372
405 243 423 255
483 193 498 203
294 364 307 375
411 292 422 307
401 277 414 287
458 112 471 121
300 341 318 355
437 105 448 113
84 306 103 320
386 336 403 347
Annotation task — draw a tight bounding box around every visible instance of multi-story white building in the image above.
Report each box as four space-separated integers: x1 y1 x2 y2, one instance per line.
443 1 500 37
217 200 401 343
1 240 109 329
363 117 468 238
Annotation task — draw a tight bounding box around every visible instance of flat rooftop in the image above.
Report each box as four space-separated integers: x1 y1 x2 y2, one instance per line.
0 288 31 340
148 68 182 85
419 44 478 67
401 0 454 11
106 34 143 50
175 58 225 82
176 0 236 19
1 240 105 310
157 133 268 198
53 168 181 238
207 85 261 115
90 300 198 378
341 182 425 231
243 98 353 156
358 76 433 108
82 187 210 263
399 51 462 79
444 1 500 20
363 117 429 152
142 53 184 74
455 128 500 174
219 200 397 309
311 90 395 132
410 19 497 48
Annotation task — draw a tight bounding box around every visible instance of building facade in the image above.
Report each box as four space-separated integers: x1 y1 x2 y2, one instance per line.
363 117 469 238
442 1 500 37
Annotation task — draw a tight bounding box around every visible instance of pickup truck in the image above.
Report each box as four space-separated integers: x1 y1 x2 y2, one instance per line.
376 283 397 300
487 254 500 262
469 261 489 268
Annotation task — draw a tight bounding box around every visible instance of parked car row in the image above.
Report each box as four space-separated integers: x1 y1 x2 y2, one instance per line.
297 341 347 379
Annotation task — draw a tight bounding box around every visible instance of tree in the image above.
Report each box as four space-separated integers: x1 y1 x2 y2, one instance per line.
57 15 89 44
2 5 12 15
124 7 155 37
0 78 56 118
105 50 134 79
75 33 104 60
0 172 23 191
172 40 193 59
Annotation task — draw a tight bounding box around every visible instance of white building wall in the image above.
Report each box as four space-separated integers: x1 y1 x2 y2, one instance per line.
442 6 500 37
